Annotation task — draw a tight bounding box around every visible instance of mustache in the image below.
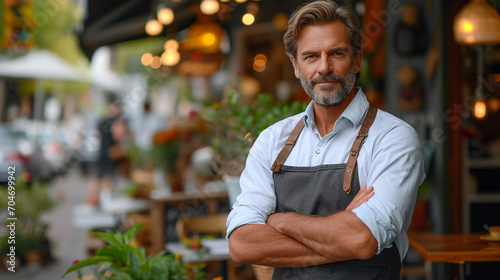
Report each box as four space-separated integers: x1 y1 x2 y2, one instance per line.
310 74 345 85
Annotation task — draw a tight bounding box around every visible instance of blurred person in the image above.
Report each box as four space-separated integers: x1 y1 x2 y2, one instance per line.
130 101 169 150
87 99 128 206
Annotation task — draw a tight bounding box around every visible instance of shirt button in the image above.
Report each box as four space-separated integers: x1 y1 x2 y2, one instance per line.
316 150 320 154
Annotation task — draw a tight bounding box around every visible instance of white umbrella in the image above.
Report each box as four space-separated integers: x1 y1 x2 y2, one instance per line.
0 49 91 82
0 50 91 120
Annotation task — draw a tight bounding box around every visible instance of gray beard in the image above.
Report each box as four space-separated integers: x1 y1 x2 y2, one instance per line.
300 64 357 106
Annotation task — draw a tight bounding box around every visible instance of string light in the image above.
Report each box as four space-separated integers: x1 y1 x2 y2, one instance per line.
242 13 255 25
164 39 179 50
150 56 162 69
200 0 220 15
161 50 181 66
157 6 174 25
145 19 163 36
141 53 154 66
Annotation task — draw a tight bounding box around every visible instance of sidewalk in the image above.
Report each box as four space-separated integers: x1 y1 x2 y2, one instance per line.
1 169 92 280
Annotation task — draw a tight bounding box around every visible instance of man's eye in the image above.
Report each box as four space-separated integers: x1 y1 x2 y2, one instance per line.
305 55 316 60
334 52 344 56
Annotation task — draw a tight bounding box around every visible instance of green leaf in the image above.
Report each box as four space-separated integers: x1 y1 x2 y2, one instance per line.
93 231 123 248
95 246 127 265
128 245 145 271
124 223 143 244
61 256 112 278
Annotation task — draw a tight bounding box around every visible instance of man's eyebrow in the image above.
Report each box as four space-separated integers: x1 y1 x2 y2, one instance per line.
329 47 350 53
299 47 351 57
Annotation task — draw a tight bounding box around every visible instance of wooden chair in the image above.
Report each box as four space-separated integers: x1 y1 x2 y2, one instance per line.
176 213 238 279
176 213 229 240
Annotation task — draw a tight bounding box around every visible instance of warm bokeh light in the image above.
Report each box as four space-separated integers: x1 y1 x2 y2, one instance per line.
157 7 174 25
488 98 500 113
141 53 154 66
200 0 219 15
161 50 181 66
253 54 267 72
164 39 179 50
253 60 266 72
473 99 488 119
150 56 162 69
254 54 267 63
200 32 216 46
254 59 266 68
219 0 229 2
235 0 247 3
461 21 474 33
145 19 163 36
247 2 259 14
242 13 255 25
273 13 288 31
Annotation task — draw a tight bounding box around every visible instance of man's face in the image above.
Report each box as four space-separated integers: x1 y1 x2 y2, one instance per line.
290 21 362 106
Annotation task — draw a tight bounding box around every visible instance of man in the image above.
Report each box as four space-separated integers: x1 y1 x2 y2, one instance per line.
87 99 127 206
226 1 425 279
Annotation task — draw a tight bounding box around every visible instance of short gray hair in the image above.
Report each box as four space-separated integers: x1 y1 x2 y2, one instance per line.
283 0 362 59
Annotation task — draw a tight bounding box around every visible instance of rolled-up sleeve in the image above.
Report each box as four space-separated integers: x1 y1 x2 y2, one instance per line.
226 128 278 238
353 123 425 256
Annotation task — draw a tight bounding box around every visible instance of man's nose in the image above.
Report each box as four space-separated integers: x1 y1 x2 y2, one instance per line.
317 55 332 75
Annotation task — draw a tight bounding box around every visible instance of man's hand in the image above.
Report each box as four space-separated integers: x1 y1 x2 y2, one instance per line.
346 185 374 211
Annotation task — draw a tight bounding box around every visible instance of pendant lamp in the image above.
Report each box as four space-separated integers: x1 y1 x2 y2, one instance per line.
453 0 500 120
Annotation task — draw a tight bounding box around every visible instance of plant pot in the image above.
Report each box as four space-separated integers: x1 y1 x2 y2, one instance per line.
25 250 44 267
223 175 241 209
166 172 183 192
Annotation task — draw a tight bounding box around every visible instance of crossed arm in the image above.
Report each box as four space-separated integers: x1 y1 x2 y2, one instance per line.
228 186 378 267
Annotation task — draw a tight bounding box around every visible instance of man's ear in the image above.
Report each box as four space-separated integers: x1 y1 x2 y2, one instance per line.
290 56 301 79
354 51 362 75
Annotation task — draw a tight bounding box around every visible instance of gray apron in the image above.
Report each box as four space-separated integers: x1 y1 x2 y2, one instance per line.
270 105 401 280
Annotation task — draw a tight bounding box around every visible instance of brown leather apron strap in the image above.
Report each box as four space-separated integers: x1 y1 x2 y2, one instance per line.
271 117 305 172
343 104 377 194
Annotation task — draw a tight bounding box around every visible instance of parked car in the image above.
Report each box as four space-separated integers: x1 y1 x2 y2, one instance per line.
0 124 31 184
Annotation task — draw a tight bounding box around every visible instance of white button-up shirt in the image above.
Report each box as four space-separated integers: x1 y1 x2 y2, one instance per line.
226 88 426 261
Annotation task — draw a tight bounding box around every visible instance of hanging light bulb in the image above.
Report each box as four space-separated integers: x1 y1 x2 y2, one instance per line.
200 0 219 15
164 39 179 50
145 18 163 36
150 56 162 69
242 13 255 25
161 50 181 66
473 98 488 119
157 6 174 25
141 53 154 66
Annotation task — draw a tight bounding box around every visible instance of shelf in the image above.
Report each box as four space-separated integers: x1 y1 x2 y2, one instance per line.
466 158 500 168
466 194 500 203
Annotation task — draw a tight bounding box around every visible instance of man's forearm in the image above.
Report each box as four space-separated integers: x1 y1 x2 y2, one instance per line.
267 211 378 261
229 224 335 267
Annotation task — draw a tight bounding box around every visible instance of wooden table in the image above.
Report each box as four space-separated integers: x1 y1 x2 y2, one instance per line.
408 232 500 279
150 191 229 254
166 238 237 280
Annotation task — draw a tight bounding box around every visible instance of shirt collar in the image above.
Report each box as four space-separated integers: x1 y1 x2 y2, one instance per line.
303 87 369 128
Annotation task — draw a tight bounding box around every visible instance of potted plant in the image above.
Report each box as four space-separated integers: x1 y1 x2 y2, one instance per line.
203 89 307 205
62 223 207 280
0 172 56 267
